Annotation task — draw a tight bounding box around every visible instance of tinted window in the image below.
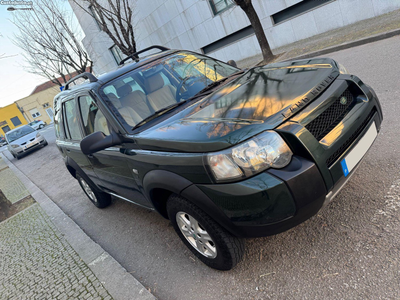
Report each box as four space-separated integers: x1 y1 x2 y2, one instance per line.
64 99 82 140
79 95 110 136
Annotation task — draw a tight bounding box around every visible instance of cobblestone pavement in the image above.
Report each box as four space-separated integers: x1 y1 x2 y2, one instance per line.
0 204 113 300
0 157 29 204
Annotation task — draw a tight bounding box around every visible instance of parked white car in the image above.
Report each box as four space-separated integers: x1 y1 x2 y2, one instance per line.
6 125 48 159
28 120 46 130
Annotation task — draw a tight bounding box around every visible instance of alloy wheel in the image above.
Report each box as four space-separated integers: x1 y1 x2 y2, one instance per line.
79 178 97 203
176 211 217 258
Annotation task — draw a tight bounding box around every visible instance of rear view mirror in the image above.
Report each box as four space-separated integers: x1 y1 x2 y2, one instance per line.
80 131 122 155
227 60 237 68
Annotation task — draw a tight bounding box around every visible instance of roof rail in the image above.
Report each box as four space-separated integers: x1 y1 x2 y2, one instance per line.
64 72 98 90
119 45 170 66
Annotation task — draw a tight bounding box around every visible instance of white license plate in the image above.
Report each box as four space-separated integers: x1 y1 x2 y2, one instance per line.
341 121 377 177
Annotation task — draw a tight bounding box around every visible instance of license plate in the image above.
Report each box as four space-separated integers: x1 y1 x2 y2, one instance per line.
341 121 377 177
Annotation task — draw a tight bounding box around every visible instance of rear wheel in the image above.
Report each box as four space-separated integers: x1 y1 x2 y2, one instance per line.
167 194 245 270
39 124 44 129
76 173 111 208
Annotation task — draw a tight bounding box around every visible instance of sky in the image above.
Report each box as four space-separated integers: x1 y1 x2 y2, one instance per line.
0 0 77 107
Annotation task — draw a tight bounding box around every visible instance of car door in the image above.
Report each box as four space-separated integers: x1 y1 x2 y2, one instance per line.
61 97 98 185
77 94 149 207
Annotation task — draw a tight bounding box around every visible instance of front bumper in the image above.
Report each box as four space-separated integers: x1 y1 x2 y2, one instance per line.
15 138 46 155
195 156 327 238
188 81 382 238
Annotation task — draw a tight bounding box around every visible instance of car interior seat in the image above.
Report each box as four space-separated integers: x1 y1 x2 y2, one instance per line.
106 92 142 126
144 73 177 111
116 85 155 119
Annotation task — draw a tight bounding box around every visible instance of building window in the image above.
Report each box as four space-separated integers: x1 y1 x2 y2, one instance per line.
202 25 254 54
10 116 22 127
89 5 102 30
272 0 333 25
110 45 127 65
2 125 10 133
29 108 41 118
209 0 234 15
43 103 50 108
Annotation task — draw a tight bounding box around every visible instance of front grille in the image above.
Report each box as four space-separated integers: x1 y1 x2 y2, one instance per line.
306 89 354 140
326 108 376 167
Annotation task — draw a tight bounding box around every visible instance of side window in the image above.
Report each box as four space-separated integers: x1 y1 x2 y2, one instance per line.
54 110 65 139
78 95 110 136
63 99 82 140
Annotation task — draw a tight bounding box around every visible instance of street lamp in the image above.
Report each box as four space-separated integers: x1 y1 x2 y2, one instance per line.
7 7 33 11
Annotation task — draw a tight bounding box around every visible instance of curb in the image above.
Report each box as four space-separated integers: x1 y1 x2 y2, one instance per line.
284 28 400 61
0 153 156 300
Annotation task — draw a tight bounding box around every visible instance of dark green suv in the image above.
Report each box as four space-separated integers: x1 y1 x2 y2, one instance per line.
54 46 382 270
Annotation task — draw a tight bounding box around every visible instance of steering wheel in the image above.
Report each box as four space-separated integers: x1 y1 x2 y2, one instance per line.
176 77 192 102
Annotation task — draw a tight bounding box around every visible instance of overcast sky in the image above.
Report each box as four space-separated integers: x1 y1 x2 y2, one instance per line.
0 1 77 107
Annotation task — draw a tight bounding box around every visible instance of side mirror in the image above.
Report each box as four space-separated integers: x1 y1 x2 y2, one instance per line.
80 131 122 155
227 60 237 68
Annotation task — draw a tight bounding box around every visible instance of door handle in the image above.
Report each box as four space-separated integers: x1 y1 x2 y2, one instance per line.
66 149 70 152
87 154 94 158
125 149 137 156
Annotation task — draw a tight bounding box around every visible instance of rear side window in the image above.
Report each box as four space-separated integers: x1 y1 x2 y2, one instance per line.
78 95 110 136
63 99 82 140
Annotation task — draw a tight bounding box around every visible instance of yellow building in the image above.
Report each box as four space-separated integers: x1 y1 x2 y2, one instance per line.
15 81 60 125
0 103 28 136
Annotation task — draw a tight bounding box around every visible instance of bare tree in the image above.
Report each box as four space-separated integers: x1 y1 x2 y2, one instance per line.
72 0 137 57
12 0 92 86
234 0 275 63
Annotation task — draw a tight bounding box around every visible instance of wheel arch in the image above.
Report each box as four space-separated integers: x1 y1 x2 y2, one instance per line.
142 170 238 236
142 170 193 219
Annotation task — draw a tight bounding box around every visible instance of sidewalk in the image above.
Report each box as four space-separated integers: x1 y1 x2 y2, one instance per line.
237 8 400 68
0 154 155 300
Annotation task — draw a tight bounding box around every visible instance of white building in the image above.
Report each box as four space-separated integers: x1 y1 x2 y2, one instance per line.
69 0 400 74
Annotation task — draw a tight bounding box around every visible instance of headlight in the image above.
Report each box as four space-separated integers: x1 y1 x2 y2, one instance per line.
206 131 293 182
11 144 20 148
36 133 41 138
338 63 348 74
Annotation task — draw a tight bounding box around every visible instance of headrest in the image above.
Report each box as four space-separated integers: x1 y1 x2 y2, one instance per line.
144 73 164 94
116 84 132 98
119 90 147 107
106 93 122 109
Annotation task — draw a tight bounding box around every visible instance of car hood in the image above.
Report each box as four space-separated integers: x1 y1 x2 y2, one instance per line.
8 132 37 146
135 58 340 152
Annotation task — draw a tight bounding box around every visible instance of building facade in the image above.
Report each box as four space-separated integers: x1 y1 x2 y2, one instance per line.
15 81 60 125
69 0 400 75
0 103 28 136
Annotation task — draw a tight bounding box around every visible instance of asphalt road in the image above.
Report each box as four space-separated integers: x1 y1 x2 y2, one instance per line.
2 36 400 300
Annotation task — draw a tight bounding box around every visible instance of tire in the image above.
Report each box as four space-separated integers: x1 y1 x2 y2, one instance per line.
15 153 20 160
167 194 245 270
76 173 111 208
39 124 44 129
43 141 48 146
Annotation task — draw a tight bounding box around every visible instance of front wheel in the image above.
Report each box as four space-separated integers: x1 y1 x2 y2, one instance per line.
76 173 111 208
167 194 245 270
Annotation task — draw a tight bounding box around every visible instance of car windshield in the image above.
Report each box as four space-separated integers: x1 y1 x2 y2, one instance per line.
100 51 239 132
6 126 35 143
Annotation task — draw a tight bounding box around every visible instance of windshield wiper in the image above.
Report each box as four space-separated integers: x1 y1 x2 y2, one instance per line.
191 70 245 98
131 100 188 130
